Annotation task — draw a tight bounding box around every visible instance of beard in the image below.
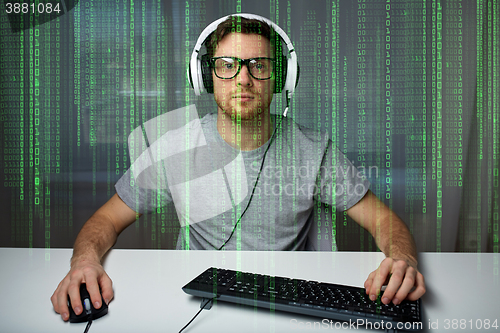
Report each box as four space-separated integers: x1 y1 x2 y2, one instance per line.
215 97 265 121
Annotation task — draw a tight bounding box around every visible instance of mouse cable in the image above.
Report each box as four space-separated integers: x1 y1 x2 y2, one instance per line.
83 317 92 333
178 298 213 333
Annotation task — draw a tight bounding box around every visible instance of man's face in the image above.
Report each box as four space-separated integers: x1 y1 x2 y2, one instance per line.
212 32 275 120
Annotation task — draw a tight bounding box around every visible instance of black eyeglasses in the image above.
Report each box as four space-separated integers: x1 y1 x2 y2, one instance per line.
210 57 275 80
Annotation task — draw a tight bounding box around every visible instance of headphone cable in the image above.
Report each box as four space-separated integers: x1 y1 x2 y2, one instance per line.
216 114 285 250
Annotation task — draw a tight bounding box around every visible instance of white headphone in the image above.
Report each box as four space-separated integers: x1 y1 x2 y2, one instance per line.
188 13 299 101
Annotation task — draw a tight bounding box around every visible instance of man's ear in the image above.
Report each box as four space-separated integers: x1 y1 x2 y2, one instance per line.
200 54 214 93
274 55 287 93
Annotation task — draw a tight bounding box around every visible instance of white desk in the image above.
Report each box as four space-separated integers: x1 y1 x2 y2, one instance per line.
0 248 499 332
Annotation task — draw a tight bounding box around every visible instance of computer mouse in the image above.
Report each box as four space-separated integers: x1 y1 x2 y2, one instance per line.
68 283 108 323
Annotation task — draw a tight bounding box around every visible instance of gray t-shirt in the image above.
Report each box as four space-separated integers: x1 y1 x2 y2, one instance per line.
115 112 370 251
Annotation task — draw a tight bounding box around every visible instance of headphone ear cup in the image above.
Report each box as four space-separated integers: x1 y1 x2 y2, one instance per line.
188 62 197 91
274 55 287 93
201 54 213 94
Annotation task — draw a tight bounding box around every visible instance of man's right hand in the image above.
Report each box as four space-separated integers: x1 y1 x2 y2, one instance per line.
51 259 114 321
51 194 139 321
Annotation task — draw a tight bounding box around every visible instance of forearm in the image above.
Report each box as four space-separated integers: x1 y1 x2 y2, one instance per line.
373 213 418 267
346 190 418 267
348 192 425 303
71 213 119 267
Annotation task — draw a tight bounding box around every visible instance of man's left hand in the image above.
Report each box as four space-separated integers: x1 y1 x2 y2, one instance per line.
364 257 426 305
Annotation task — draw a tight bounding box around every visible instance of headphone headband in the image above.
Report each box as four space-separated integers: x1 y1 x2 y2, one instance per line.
188 13 299 96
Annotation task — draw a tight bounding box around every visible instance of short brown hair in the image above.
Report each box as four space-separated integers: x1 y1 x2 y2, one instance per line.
205 16 283 58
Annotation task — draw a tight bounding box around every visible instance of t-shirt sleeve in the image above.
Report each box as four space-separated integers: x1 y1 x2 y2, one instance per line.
115 167 173 214
315 141 371 211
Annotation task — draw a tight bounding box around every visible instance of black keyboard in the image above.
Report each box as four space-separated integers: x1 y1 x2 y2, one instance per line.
182 267 423 332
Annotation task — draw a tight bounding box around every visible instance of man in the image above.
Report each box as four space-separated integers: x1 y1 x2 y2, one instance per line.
51 14 425 321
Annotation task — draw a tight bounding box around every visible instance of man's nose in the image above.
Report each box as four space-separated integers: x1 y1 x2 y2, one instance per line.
236 63 253 86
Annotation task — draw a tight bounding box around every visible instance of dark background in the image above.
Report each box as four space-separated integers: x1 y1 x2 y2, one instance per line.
1 0 498 253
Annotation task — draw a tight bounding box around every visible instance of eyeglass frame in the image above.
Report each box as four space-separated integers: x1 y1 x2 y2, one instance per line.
209 56 276 80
